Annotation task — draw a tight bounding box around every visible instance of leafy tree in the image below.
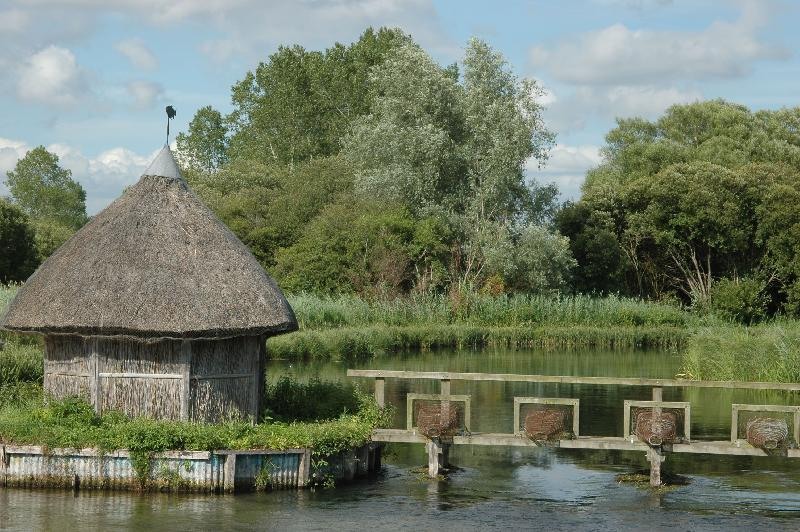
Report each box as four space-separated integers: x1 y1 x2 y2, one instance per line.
754 163 800 314
569 100 800 305
623 162 755 303
274 201 417 296
556 202 627 294
30 218 77 263
461 37 554 223
708 276 768 325
5 146 87 230
176 106 228 174
344 41 465 211
191 155 352 268
0 198 38 283
227 28 409 166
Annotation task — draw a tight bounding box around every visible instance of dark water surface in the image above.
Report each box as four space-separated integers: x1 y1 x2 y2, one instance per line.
3 348 800 531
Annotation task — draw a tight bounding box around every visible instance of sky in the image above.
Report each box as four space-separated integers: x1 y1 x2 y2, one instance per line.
0 0 797 214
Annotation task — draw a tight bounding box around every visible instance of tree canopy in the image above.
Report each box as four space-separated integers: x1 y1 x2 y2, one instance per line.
179 28 563 296
560 99 800 317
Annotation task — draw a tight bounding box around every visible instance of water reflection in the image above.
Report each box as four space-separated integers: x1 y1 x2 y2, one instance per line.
2 348 800 530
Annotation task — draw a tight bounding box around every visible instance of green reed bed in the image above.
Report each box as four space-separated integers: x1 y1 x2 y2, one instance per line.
682 323 800 383
267 324 688 362
287 292 706 329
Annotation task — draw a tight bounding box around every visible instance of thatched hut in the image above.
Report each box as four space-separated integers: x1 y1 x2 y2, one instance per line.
0 147 297 423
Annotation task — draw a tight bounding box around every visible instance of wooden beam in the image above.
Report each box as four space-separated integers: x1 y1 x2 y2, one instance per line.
374 377 385 408
223 453 237 493
91 338 100 412
98 372 182 379
180 340 192 422
347 369 800 392
370 429 800 457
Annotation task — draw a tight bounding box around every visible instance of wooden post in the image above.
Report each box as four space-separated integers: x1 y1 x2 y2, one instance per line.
426 440 441 478
647 446 664 487
650 387 664 486
298 449 311 487
223 453 237 493
252 338 266 423
652 387 662 402
180 340 192 422
440 379 451 396
91 338 100 413
374 377 385 408
425 439 451 478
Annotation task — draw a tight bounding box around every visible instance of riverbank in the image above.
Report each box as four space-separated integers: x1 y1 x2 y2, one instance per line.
4 285 800 381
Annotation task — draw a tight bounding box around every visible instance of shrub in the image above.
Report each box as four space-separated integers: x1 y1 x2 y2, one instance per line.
708 277 768 325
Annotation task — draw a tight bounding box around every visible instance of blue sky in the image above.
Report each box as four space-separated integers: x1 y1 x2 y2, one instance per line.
0 0 797 213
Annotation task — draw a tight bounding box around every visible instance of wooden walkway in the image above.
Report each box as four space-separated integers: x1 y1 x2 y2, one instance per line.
347 369 800 485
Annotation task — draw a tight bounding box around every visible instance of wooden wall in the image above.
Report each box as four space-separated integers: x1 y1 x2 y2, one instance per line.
44 335 264 423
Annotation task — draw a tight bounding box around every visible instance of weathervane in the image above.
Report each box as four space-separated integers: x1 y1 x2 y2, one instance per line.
165 105 176 146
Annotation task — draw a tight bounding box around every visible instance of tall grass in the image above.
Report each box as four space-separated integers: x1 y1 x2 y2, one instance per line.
0 342 43 384
287 292 709 329
682 324 800 383
267 324 688 361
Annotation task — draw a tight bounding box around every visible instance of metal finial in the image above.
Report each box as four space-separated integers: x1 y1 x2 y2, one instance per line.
165 105 176 146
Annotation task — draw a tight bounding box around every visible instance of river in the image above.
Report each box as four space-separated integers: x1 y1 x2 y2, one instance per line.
2 347 799 531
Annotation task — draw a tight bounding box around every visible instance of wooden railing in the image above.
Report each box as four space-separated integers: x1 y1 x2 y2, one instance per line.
347 369 800 484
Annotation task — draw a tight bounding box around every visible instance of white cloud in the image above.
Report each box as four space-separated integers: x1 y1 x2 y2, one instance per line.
16 45 86 106
544 84 702 134
126 80 164 108
530 1 787 86
0 9 30 32
48 143 153 213
115 39 158 70
529 144 603 200
0 138 153 213
0 138 32 197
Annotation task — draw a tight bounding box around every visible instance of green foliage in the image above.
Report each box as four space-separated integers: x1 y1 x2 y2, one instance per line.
0 199 38 283
0 380 390 485
274 201 421 295
266 324 688 362
227 27 409 165
708 277 768 325
568 100 800 309
285 291 698 329
344 40 465 211
31 218 76 262
555 202 627 294
263 377 359 422
176 105 228 173
624 161 757 303
0 343 43 385
682 324 800 383
266 291 699 361
5 146 88 230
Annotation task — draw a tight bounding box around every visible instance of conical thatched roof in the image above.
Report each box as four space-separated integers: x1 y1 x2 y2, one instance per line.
0 147 297 339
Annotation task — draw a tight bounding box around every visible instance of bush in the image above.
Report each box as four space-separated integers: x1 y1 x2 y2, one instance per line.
263 377 359 422
0 199 38 283
708 277 768 325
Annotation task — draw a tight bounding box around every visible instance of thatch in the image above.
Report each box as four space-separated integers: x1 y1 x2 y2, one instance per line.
0 147 297 339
